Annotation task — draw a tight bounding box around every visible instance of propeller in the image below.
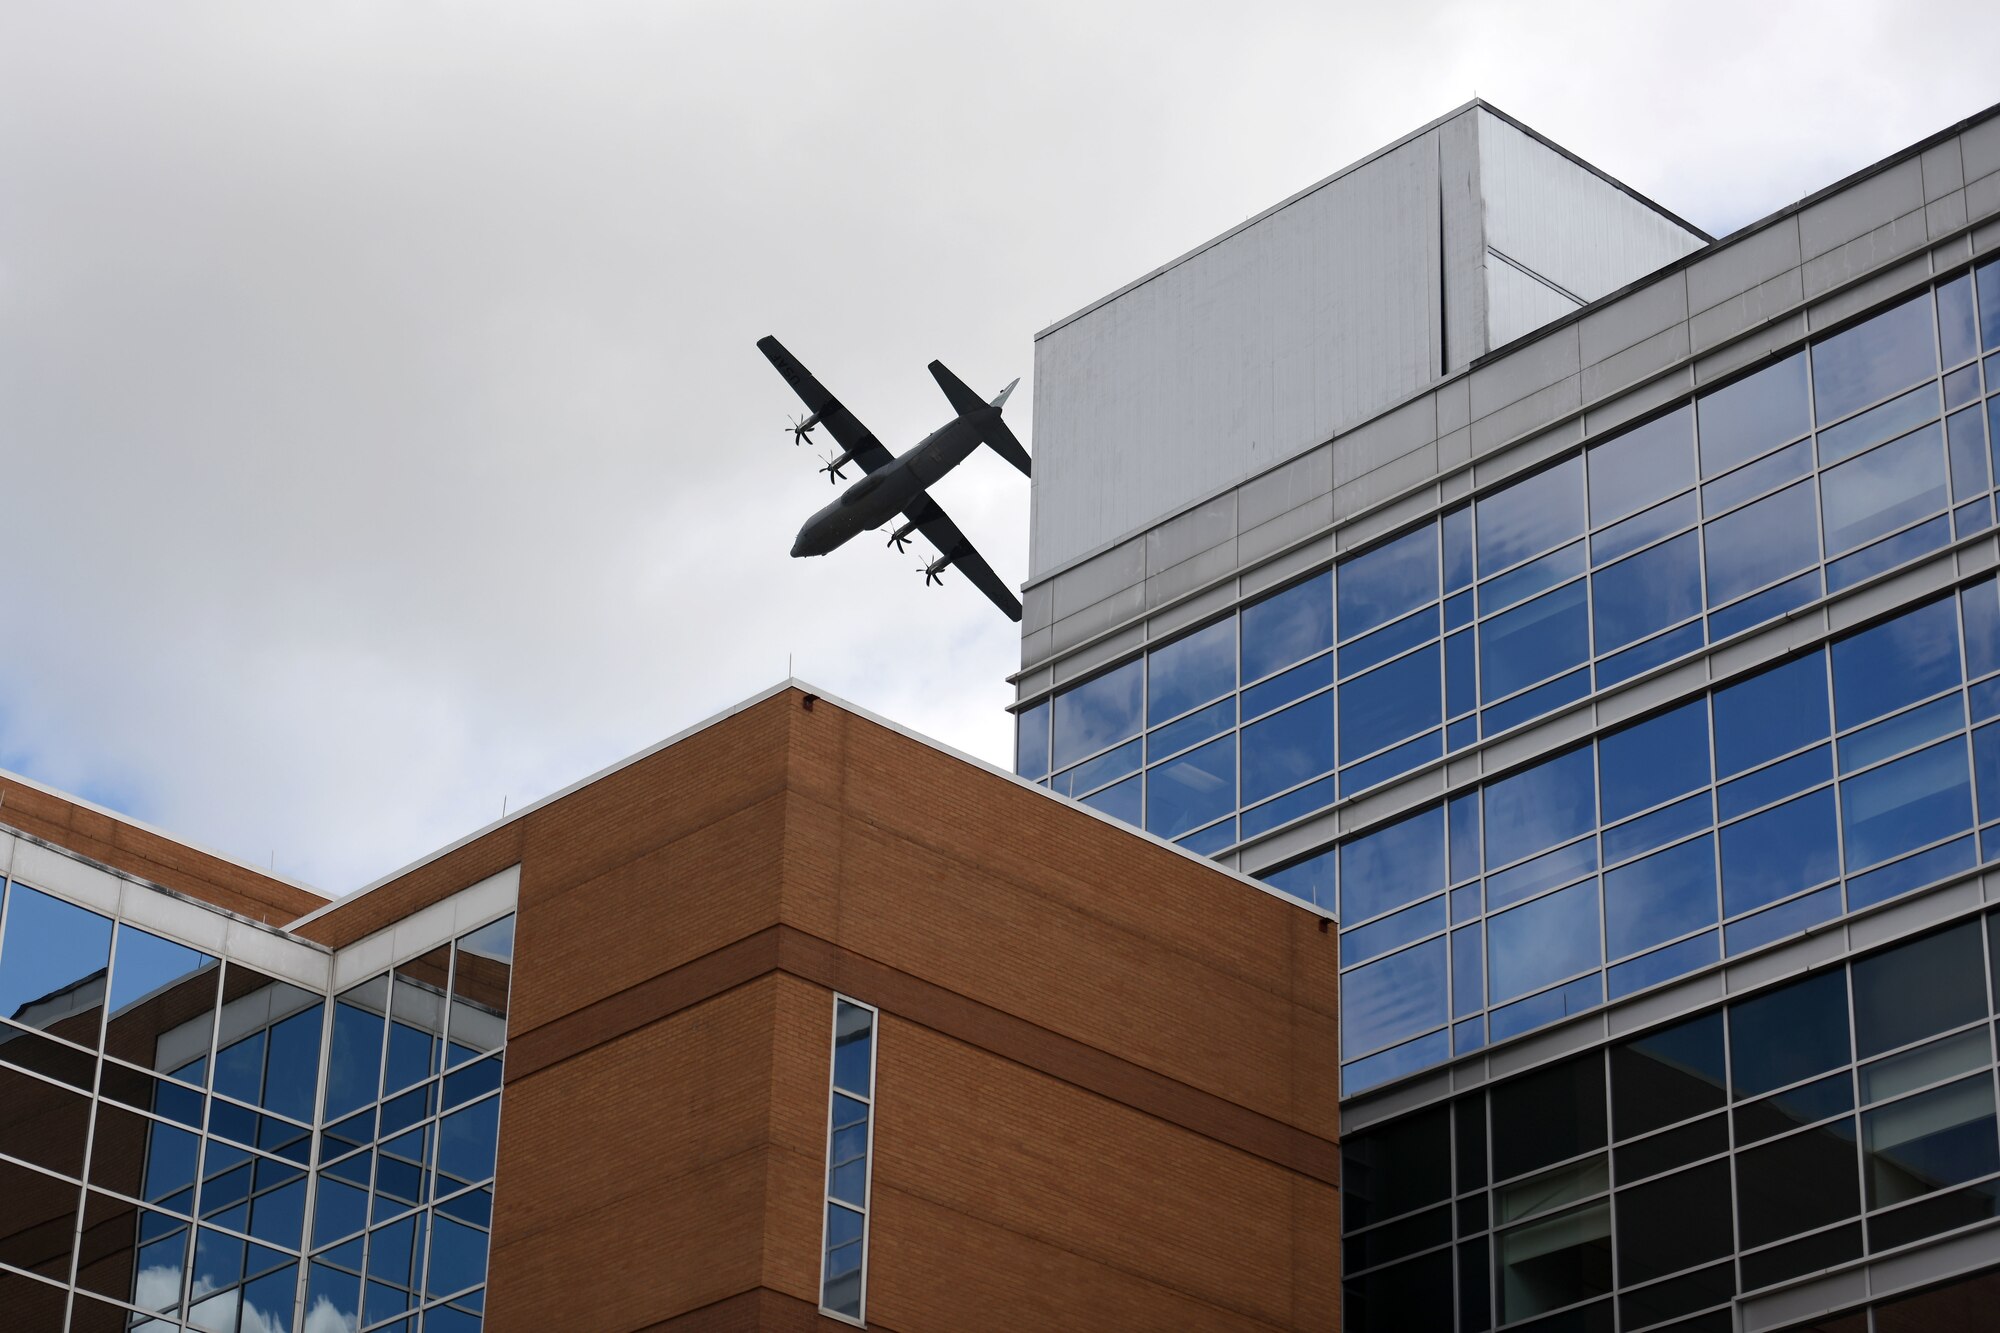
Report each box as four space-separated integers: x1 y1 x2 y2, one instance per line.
784 413 819 446
886 521 917 553
918 552 948 586
818 452 847 484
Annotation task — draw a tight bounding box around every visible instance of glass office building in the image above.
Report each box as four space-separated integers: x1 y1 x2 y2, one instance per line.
0 844 513 1333
1017 101 2000 1329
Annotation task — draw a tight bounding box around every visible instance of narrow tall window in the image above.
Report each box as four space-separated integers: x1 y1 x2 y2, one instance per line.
820 995 877 1323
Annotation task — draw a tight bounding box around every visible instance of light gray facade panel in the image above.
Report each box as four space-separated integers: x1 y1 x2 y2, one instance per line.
1018 625 1051 668
1143 493 1235 574
1687 265 1805 353
1472 109 1705 315
1804 252 1932 330
1145 540 1238 609
1929 189 1972 237
1236 497 1331 568
1468 319 1580 418
1482 257 1583 348
1800 207 1929 298
1049 582 1146 654
1966 114 2000 181
1239 533 1333 599
1145 579 1238 642
1437 107 1488 372
1581 359 1693 436
1436 426 1472 475
1331 392 1437 484
1469 375 1582 455
1969 168 2000 228
1798 155 1924 258
1048 620 1145 685
1332 450 1438 525
1434 372 1471 436
1686 215 1801 314
1692 309 1808 384
1923 137 1967 200
1237 443 1332 532
1576 319 1690 405
1048 536 1143 621
1021 583 1053 636
1328 487 1431 554
1578 265 1689 365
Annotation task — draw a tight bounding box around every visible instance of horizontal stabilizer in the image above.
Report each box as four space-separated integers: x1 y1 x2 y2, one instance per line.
929 361 1030 476
984 416 1031 478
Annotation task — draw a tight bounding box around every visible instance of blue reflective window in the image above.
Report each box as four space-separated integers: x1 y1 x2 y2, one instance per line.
1589 407 1695 525
1341 605 1439 677
1981 259 2000 350
1443 506 1474 589
1145 734 1235 840
1714 652 1830 777
1051 658 1142 770
1841 738 1974 871
0 883 112 1035
1261 849 1333 910
1820 423 1948 556
1697 352 1810 476
1703 437 1812 517
1445 631 1474 717
1605 835 1716 960
1241 691 1333 805
1812 293 1939 424
1479 582 1588 701
1719 788 1839 916
1486 837 1597 911
1449 792 1480 885
1478 457 1584 573
1079 773 1140 825
1340 645 1440 762
1593 491 1698 567
1487 880 1601 1003
1147 616 1235 725
1452 926 1482 1017
1592 532 1701 655
1839 694 1963 774
1831 596 1961 730
1344 896 1446 965
1242 571 1332 683
1604 791 1712 865
324 981 387 1120
427 1215 489 1299
1340 805 1445 922
1949 405 1990 501
1056 738 1139 797
1599 700 1711 823
109 924 216 1021
1242 653 1331 721
1343 938 1447 1056
1704 479 1819 606
215 1029 266 1106
1340 527 1437 639
1940 273 1979 366
1481 542 1585 615
1149 698 1233 763
1718 745 1832 821
438 1096 501 1186
1015 701 1050 780
1818 383 1938 467
1484 746 1596 868
1978 724 2000 823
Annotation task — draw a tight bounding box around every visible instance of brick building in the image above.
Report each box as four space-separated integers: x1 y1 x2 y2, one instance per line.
0 683 1339 1331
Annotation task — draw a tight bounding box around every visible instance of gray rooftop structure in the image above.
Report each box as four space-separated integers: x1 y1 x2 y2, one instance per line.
1027 101 1709 577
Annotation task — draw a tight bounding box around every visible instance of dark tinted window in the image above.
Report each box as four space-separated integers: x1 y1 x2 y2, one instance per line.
1852 921 1987 1059
1734 1117 1860 1247
1343 1103 1451 1230
1729 970 1851 1098
1491 1056 1607 1181
1611 1012 1726 1139
1616 1159 1733 1285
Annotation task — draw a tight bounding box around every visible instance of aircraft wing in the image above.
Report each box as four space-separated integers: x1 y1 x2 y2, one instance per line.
902 492 1022 622
756 336 896 474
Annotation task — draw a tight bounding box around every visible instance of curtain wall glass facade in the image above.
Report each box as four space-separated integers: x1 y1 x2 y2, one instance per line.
0 872 510 1333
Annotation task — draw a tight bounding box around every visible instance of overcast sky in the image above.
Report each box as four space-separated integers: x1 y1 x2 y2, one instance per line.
0 1 1992 894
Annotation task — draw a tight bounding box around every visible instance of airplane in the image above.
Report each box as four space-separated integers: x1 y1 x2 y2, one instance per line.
757 334 1030 622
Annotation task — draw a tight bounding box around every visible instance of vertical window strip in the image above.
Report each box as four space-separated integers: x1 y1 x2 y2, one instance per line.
820 995 877 1324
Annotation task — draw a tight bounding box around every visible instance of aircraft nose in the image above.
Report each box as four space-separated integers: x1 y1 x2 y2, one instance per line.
790 532 812 558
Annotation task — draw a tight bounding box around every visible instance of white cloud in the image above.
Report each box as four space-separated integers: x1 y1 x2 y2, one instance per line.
0 0 1989 890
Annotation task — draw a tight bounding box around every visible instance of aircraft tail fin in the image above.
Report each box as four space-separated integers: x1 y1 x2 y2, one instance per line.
928 360 987 418
930 362 1031 477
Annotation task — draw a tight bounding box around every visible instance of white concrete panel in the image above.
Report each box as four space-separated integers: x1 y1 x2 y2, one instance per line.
13 841 122 917
1475 110 1706 319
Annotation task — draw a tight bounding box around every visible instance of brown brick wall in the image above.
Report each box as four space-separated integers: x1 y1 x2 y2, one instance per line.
0 776 323 924
360 688 1339 1332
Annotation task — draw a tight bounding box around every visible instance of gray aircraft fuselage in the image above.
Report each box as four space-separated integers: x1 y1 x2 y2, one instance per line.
789 405 998 557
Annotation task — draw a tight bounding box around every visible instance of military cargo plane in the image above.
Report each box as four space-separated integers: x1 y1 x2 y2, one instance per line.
758 335 1029 622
